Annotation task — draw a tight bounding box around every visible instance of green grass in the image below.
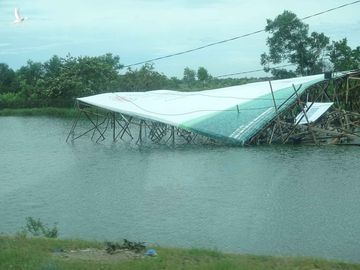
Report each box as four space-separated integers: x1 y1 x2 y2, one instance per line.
1 235 359 270
0 107 76 118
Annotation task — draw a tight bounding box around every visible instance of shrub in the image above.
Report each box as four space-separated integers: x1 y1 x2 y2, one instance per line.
105 239 145 254
23 217 58 238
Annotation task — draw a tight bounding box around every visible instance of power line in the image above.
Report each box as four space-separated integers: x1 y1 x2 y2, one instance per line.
123 0 360 68
300 0 360 20
215 64 296 78
124 29 265 68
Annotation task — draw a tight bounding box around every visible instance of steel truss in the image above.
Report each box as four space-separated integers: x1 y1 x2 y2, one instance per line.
66 101 212 147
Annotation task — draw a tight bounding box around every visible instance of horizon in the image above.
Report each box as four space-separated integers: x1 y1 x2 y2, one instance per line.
0 0 359 78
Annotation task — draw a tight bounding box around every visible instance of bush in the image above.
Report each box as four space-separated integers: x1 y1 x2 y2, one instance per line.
23 217 58 238
0 92 26 108
105 239 146 254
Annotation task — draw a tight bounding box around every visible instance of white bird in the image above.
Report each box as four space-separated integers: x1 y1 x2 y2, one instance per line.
14 8 27 24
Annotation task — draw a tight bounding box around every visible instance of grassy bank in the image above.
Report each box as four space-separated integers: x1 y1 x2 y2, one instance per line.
0 107 76 118
0 235 359 270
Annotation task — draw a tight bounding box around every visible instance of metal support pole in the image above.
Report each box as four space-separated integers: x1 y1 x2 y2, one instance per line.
91 108 99 140
268 80 283 143
96 114 110 143
112 112 116 142
115 116 133 140
171 126 175 147
66 110 81 142
137 120 143 145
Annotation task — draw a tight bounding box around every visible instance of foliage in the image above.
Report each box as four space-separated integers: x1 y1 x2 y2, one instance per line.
261 10 330 78
328 38 360 72
0 92 25 108
0 107 76 117
0 53 122 109
105 239 146 254
0 55 269 110
269 68 297 79
0 63 19 94
119 63 168 91
183 67 196 84
22 217 58 238
197 66 210 82
1 235 360 270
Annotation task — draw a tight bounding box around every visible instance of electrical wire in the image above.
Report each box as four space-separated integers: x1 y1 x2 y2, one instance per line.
123 0 360 68
300 0 360 20
124 29 265 68
215 64 296 78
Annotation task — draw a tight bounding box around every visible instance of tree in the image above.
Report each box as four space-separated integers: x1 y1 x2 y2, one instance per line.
197 67 209 82
0 64 19 94
261 10 329 78
16 60 45 105
119 63 168 91
328 38 360 71
183 67 196 84
11 53 124 107
16 60 44 89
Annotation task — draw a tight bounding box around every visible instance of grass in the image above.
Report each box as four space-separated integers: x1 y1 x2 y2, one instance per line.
0 107 76 118
1 235 360 270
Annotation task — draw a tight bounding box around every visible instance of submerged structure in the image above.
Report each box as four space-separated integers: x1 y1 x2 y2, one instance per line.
67 71 360 146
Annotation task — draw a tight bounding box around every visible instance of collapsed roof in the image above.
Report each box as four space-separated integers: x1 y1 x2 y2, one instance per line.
76 72 349 145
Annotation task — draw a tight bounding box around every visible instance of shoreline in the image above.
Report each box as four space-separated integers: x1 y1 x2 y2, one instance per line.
0 107 76 117
1 235 359 270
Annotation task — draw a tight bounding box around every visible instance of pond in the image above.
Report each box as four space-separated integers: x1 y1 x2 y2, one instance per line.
1 116 359 262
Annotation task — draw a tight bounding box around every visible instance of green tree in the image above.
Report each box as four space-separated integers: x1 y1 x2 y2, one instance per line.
0 63 19 94
16 60 45 106
261 10 330 78
43 53 122 105
16 60 44 90
197 66 209 82
43 55 63 79
119 63 168 91
183 67 196 84
328 38 360 71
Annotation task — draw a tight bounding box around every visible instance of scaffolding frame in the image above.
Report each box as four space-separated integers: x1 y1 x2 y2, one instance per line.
250 71 360 146
66 101 213 147
67 72 360 147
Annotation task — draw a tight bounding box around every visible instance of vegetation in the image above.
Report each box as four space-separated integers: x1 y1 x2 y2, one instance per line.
0 107 76 117
261 11 359 78
328 38 360 72
105 239 146 254
0 55 262 110
21 217 59 239
0 11 358 111
1 235 360 270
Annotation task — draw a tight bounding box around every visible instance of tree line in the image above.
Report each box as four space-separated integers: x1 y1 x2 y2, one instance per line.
0 11 359 109
0 55 261 109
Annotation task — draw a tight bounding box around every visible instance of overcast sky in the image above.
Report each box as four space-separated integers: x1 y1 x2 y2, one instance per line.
0 0 359 78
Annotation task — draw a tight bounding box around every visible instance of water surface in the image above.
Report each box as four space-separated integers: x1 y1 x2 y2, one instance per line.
1 116 359 262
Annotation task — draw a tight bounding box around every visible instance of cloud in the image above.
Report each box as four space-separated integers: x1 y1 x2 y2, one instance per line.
1 0 359 77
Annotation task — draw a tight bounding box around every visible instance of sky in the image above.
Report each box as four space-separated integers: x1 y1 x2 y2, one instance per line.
0 0 359 78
